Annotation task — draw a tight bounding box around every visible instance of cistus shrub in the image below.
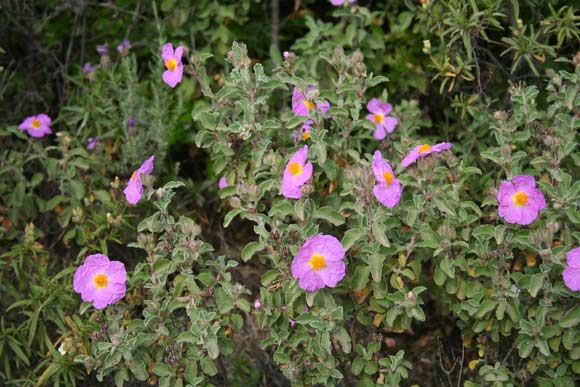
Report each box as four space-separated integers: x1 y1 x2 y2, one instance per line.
1 1 579 386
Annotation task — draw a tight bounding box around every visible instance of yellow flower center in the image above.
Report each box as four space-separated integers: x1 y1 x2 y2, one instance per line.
165 58 177 70
373 113 384 123
308 253 326 271
93 273 108 289
31 119 41 129
418 144 431 154
303 100 315 110
512 191 528 207
383 171 394 185
288 161 303 177
131 171 137 181
302 131 310 140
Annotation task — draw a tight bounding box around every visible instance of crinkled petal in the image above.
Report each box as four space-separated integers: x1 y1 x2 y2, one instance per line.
373 182 402 208
498 181 516 204
281 182 302 199
27 126 52 138
566 247 580 269
138 155 155 175
316 100 330 115
319 260 346 287
401 146 422 167
37 114 52 126
307 234 345 261
512 175 537 190
431 142 453 153
73 264 99 295
163 65 183 88
162 43 174 62
526 187 546 211
292 88 309 116
382 116 398 133
105 261 127 284
367 98 392 115
124 178 144 205
563 267 580 291
373 125 387 140
74 254 111 300
298 272 326 292
18 116 35 131
291 252 313 279
498 203 539 225
174 45 184 61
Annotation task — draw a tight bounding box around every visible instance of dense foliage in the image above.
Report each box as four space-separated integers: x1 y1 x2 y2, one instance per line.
1 1 579 386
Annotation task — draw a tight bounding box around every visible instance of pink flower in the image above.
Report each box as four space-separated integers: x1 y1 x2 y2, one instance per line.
162 43 184 88
18 114 52 138
96 43 108 56
82 62 95 74
292 120 313 144
218 176 228 189
497 175 546 225
117 39 131 55
289 318 296 327
291 234 346 292
254 299 262 309
281 145 313 199
372 151 402 208
331 0 356 5
563 247 580 291
87 137 99 150
124 156 155 205
366 98 398 140
73 254 126 309
401 142 452 167
292 87 330 117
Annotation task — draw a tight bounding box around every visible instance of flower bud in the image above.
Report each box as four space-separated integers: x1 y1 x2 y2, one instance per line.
422 40 431 54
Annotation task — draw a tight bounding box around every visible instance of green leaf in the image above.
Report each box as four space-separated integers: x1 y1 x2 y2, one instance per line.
472 225 495 241
214 288 234 314
368 254 385 283
223 209 244 227
333 327 352 353
371 222 390 247
206 336 219 359
286 115 307 129
475 300 497 319
241 241 265 262
368 75 390 87
176 332 196 344
432 196 456 216
560 307 580 329
342 227 364 250
313 206 345 226
153 363 174 377
528 274 544 297
129 358 149 381
200 357 218 376
351 265 370 292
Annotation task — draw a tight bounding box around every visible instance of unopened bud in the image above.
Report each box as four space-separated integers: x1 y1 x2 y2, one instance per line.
350 49 363 63
422 40 431 54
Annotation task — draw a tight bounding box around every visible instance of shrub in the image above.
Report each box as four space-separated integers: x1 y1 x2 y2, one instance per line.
1 1 579 386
